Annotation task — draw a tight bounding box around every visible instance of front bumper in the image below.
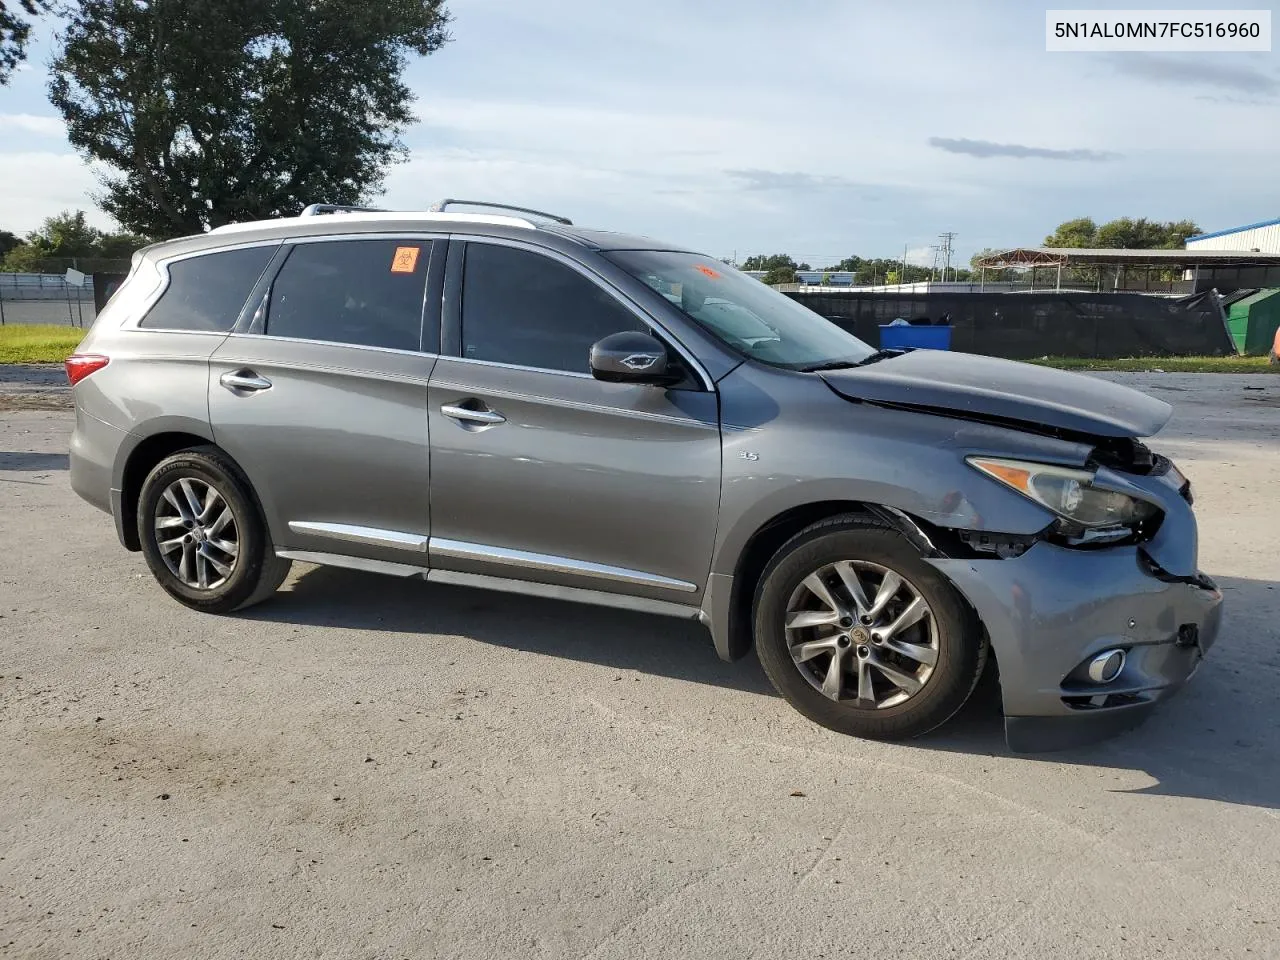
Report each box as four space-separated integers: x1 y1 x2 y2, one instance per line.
930 541 1223 753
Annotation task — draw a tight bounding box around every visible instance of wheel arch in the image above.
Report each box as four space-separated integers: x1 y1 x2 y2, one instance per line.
714 500 924 662
113 421 240 552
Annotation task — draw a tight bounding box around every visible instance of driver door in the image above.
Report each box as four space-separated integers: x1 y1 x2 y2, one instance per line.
426 238 722 602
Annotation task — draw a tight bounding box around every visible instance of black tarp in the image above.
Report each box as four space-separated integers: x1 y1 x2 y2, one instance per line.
92 273 128 315
788 291 1234 358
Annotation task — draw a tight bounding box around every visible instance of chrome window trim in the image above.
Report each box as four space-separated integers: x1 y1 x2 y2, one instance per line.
449 233 716 392
430 537 698 593
288 521 428 552
254 233 442 351
124 238 285 332
129 233 445 336
437 355 592 380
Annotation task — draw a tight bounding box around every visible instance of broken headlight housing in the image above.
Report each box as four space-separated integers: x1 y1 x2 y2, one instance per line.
966 457 1161 541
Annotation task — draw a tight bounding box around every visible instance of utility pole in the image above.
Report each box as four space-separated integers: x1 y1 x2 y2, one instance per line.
938 231 957 283
902 243 909 287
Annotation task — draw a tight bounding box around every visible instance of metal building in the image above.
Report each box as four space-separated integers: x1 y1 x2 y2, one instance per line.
1186 217 1280 254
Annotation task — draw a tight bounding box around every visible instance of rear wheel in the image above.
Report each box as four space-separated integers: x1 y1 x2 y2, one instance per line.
137 446 290 613
754 515 985 740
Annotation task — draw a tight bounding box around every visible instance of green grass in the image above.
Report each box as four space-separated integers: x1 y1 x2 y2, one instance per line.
1027 355 1275 374
0 324 87 364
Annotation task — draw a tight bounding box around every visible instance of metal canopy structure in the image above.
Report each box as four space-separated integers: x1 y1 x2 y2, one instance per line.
970 246 1280 294
974 247 1280 269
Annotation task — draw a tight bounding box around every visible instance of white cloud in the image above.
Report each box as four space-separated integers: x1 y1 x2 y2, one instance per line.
0 113 67 137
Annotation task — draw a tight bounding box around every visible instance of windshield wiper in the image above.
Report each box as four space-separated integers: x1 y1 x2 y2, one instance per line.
800 350 900 373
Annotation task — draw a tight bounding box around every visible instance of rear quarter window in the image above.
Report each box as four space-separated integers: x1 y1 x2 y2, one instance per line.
140 245 276 332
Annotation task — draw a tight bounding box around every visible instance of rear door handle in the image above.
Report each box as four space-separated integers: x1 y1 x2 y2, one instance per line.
441 402 506 425
220 371 273 393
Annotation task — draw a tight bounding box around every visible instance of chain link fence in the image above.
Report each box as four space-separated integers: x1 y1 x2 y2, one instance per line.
0 259 130 327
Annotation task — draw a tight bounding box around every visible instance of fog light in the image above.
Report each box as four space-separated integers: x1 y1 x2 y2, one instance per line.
1087 649 1126 684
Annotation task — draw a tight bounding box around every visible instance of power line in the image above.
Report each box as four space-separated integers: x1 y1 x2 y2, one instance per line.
938 232 957 282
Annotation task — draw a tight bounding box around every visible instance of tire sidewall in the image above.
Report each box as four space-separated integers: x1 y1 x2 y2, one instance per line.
754 523 982 739
137 451 270 613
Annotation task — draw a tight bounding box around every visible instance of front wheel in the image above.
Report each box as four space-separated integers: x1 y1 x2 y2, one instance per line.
137 446 291 614
754 516 986 740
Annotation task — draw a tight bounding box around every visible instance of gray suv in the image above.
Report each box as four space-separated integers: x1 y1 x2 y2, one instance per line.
66 201 1222 751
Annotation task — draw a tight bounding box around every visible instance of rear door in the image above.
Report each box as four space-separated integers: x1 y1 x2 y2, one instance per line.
426 237 722 602
208 235 443 569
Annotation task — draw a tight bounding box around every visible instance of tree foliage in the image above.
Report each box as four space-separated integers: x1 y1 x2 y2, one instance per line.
0 0 51 84
0 229 22 259
1043 216 1201 250
49 0 451 237
740 253 810 285
0 209 150 271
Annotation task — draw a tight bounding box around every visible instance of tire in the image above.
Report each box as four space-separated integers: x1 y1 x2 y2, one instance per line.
753 514 986 741
136 445 291 614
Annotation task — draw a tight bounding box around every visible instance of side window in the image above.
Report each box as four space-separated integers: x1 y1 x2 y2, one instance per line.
140 246 274 331
266 239 430 351
461 243 644 373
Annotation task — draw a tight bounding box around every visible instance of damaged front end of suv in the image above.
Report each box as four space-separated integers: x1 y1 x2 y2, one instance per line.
708 347 1222 752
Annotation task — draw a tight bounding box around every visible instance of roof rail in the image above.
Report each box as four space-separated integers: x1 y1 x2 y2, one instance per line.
428 198 573 226
300 203 389 217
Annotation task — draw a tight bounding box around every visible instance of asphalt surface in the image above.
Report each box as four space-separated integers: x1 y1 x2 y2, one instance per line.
1 370 1278 959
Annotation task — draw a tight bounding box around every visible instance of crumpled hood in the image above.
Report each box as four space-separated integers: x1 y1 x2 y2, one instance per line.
821 350 1172 438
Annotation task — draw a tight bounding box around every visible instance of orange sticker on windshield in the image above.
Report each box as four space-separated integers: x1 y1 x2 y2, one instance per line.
391 246 420 274
693 263 721 279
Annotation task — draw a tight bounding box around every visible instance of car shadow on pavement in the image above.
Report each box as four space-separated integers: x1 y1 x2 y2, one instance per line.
245 565 1280 810
921 573 1280 811
241 563 776 697
0 451 69 471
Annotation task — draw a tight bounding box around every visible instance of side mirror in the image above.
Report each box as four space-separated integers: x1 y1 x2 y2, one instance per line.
589 330 674 384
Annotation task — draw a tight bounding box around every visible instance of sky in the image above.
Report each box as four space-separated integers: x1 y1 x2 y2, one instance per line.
1 0 1278 266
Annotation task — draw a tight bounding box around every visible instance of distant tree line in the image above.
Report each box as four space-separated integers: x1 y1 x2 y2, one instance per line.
741 217 1203 286
0 210 150 273
738 253 974 286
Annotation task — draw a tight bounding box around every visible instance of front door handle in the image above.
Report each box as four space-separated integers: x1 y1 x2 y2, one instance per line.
220 371 273 393
441 402 506 425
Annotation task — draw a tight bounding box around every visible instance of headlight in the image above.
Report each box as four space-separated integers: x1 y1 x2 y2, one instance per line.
966 457 1160 528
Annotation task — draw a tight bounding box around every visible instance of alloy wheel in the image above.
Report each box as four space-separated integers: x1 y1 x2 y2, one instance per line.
153 477 240 590
784 560 939 708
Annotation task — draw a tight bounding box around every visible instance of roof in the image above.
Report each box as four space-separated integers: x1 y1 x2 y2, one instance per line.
142 210 693 262
1187 217 1280 243
209 211 539 235
973 247 1280 268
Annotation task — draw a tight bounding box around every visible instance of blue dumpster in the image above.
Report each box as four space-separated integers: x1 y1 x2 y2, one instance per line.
879 324 953 351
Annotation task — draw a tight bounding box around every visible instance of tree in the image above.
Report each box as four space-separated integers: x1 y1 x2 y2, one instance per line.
0 209 150 271
969 248 1013 282
0 229 22 259
1044 216 1201 249
1095 217 1200 249
741 253 809 273
1043 217 1098 248
823 255 864 273
49 0 451 238
0 0 51 85
762 264 798 285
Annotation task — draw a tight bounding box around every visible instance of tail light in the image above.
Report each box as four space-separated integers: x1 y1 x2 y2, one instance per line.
65 354 110 386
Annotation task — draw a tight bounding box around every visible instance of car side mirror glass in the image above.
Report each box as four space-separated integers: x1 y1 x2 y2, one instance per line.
589 330 673 384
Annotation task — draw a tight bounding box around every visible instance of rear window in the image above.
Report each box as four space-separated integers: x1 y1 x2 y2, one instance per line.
140 246 275 332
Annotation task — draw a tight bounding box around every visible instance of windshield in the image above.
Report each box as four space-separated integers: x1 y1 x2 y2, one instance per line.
605 250 875 370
